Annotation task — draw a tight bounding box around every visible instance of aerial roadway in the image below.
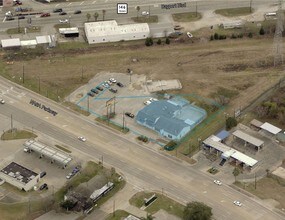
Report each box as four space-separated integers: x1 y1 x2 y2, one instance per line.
0 0 277 30
0 76 283 220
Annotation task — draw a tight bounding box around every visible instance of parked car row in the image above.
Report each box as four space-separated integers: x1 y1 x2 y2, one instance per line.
40 9 81 18
87 78 124 97
66 166 81 179
144 98 158 105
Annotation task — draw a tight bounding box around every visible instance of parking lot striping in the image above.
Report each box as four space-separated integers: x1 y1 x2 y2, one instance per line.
55 3 60 7
80 1 85 5
92 0 96 3
2 17 6 22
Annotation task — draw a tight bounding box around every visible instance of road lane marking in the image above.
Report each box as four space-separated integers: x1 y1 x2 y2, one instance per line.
80 1 84 5
68 2 72 5
55 3 60 7
92 0 96 4
2 17 6 22
105 0 108 2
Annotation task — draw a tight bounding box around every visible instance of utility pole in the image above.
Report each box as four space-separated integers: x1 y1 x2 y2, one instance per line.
123 111 125 130
195 1 198 17
10 114 13 130
249 0 253 13
38 77 41 92
22 64 25 84
113 200 115 216
87 95 90 112
81 66 83 81
18 17 20 33
254 172 257 189
101 155 104 167
273 0 284 66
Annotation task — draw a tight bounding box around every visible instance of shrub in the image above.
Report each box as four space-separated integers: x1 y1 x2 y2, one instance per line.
226 117 237 130
231 33 237 39
157 39 162 45
210 35 214 41
237 33 243 38
165 37 170 44
214 33 219 40
145 37 153 46
259 26 265 35
138 135 149 143
248 32 253 38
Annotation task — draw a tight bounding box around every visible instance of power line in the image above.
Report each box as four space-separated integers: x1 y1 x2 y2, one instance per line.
274 0 284 66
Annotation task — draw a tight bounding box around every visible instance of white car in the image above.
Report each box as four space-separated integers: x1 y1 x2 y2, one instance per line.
187 32 193 38
234 200 242 207
214 180 222 185
144 100 152 105
109 78 117 83
59 19 69 23
0 99 5 104
141 11 149 16
78 136 86 142
66 173 74 179
149 98 158 102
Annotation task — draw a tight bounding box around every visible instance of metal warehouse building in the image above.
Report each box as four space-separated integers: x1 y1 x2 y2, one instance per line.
136 97 207 140
84 20 150 44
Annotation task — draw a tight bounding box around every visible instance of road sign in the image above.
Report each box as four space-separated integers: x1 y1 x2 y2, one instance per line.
117 3 128 14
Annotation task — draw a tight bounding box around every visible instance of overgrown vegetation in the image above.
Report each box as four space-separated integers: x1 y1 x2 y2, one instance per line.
215 7 253 17
131 16 158 23
226 117 237 130
95 116 130 133
207 167 219 175
137 135 149 143
54 144 71 153
172 12 202 22
183 202 212 220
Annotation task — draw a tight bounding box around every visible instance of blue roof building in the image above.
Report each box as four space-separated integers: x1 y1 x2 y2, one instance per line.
136 97 207 140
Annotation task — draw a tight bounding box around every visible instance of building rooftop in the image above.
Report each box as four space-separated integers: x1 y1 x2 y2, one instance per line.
232 130 264 147
1 162 38 184
260 122 282 135
1 38 21 48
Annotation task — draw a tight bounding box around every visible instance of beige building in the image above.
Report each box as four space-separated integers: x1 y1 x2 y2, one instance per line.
84 20 150 44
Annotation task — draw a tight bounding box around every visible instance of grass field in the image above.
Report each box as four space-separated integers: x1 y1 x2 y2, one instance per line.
131 15 158 23
234 175 285 209
54 144 72 153
1 129 37 140
129 191 185 218
105 210 130 220
6 26 41 35
172 12 202 22
215 7 253 17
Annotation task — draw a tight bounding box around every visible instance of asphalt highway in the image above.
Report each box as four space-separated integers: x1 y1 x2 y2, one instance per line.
0 76 284 219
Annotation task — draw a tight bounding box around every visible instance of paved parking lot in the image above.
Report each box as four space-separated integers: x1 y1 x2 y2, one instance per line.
68 72 171 145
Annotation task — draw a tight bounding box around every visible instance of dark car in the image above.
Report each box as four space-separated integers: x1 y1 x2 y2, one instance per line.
40 171 47 178
96 86 103 91
18 15 25 19
109 88 117 93
87 92 95 97
6 17 15 21
74 10 81 14
40 13 50 17
40 183 48 190
91 89 98 94
53 8 63 13
116 82 124 87
125 112 135 118
59 11 67 15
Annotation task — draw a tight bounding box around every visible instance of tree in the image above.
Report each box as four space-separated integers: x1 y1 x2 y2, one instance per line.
214 32 219 40
136 6 140 19
226 117 237 130
183 201 212 220
145 37 153 46
86 13 91 22
157 39 162 45
232 167 240 182
210 35 214 41
165 37 170 44
259 26 265 35
93 12 99 22
248 32 253 38
102 9 106 21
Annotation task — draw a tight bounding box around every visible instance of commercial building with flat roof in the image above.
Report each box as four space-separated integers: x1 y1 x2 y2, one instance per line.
0 162 40 191
84 20 150 44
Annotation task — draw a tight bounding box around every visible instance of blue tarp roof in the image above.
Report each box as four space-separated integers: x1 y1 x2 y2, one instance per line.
216 130 230 140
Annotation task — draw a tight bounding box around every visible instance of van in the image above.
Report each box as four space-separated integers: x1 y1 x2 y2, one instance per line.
23 147 30 153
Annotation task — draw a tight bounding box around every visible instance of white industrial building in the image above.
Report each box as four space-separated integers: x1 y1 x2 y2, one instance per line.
1 38 21 49
84 20 150 44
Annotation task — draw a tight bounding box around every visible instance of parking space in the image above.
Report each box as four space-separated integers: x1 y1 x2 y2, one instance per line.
68 72 169 144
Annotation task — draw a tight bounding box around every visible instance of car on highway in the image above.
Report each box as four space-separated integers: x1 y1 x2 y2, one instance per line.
109 88 117 93
142 11 149 16
39 183 48 190
96 86 104 91
59 11 67 15
116 82 124 87
0 99 5 104
91 89 98 94
214 180 222 185
74 10 81 14
53 8 63 13
59 19 69 23
78 136 86 142
40 13 50 17
125 112 135 118
87 92 95 97
233 200 242 207
187 32 193 38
